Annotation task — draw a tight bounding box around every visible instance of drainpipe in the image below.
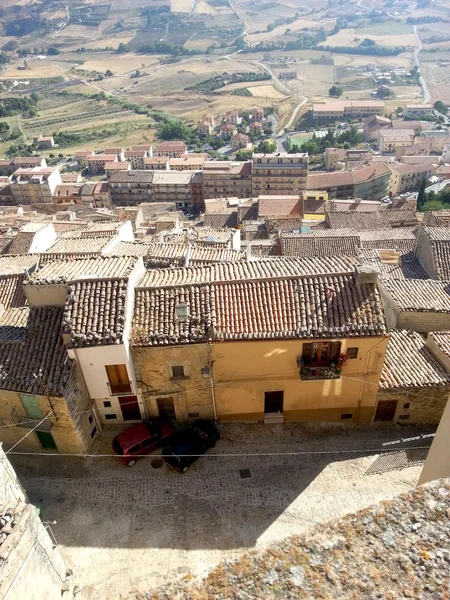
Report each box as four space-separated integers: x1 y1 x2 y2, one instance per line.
355 335 388 424
208 342 217 421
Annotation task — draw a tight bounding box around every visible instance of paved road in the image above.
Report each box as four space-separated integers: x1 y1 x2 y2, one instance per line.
413 25 431 104
10 422 432 599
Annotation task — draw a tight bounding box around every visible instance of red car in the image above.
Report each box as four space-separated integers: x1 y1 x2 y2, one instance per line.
112 419 173 466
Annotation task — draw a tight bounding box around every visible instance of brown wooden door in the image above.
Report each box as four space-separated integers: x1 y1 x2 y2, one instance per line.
157 397 176 420
374 400 398 422
118 396 141 421
264 391 284 414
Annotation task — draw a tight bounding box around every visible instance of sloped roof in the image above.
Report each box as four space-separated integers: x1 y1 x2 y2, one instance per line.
326 211 391 231
26 256 136 285
380 279 450 313
379 329 449 389
428 331 450 360
281 229 361 257
0 274 27 308
132 273 386 346
63 278 128 348
359 228 416 250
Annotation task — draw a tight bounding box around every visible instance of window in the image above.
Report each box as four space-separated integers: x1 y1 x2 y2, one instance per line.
347 348 359 359
141 438 153 448
103 401 112 407
188 412 200 418
128 444 140 454
341 413 353 420
88 415 93 424
105 414 117 420
105 364 131 395
172 365 185 378
403 403 410 409
399 414 410 420
90 427 97 438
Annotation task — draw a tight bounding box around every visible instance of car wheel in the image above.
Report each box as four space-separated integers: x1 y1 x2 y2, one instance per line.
181 466 188 474
127 460 136 467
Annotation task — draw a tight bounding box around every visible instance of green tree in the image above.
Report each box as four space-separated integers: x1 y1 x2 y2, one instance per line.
420 199 447 212
257 139 277 153
0 122 9 135
105 69 113 77
329 85 343 97
47 46 60 56
434 100 448 115
116 43 130 54
417 177 426 209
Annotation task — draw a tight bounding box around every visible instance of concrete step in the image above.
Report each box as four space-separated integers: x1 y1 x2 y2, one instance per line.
264 412 285 424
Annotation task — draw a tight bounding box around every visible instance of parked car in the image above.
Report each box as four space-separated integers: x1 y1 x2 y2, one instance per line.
112 419 173 466
162 420 219 473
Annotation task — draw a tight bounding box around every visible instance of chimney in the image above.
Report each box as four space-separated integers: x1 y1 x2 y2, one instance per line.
355 263 379 287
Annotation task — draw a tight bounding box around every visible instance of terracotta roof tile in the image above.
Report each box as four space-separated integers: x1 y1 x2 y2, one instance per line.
380 279 450 312
27 256 136 285
326 211 391 231
0 307 71 396
63 278 128 348
359 228 416 250
429 331 450 360
0 274 27 308
0 255 38 275
281 229 360 257
379 330 449 389
105 241 153 257
7 232 34 255
0 307 29 342
132 273 386 346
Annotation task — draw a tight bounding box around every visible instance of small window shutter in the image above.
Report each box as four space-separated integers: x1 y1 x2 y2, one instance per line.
330 342 342 363
302 343 312 365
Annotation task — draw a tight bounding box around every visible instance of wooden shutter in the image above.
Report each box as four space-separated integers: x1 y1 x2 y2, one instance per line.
105 365 119 386
330 342 342 363
302 343 312 365
116 364 129 384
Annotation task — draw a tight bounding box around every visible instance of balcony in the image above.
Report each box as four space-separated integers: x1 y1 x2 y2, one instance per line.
107 381 133 396
300 365 341 380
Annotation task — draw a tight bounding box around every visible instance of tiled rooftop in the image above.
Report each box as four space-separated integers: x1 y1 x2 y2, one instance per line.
26 256 136 285
379 330 449 389
0 255 38 276
281 229 361 257
384 209 418 227
139 256 357 288
380 279 450 312
63 278 128 347
161 228 235 245
0 274 27 308
132 273 386 346
359 228 416 250
105 241 153 257
146 243 246 264
358 250 428 281
326 211 391 231
46 236 112 255
428 331 450 360
0 307 71 396
7 232 34 255
0 307 29 342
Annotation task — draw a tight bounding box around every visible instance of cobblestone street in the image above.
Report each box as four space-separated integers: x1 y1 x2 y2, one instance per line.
10 422 433 600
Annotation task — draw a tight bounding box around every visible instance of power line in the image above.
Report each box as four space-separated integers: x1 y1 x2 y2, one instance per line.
2 445 432 460
5 414 50 455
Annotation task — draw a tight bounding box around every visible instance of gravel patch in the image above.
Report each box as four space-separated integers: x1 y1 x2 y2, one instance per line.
141 479 450 600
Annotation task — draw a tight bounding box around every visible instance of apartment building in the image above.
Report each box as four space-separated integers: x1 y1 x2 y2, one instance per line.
198 118 213 137
169 156 206 171
87 154 118 174
109 170 154 206
220 123 237 139
10 166 62 204
231 133 249 150
378 128 415 153
104 147 125 161
252 152 309 196
324 147 373 171
152 171 204 209
251 107 264 122
203 161 252 199
388 162 435 195
12 156 47 170
225 110 239 124
423 130 450 153
124 150 147 169
363 115 392 142
105 161 130 178
154 141 187 157
404 104 433 118
312 101 384 121
34 135 55 149
144 156 168 170
74 151 94 170
307 163 391 201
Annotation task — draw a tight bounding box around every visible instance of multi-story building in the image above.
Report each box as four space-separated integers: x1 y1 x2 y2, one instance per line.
231 133 249 150
152 171 203 210
131 144 152 153
312 101 385 121
10 166 62 204
105 161 130 178
104 147 125 161
388 162 435 195
251 107 264 122
252 152 309 196
33 135 55 149
169 156 206 171
93 181 111 208
74 151 94 170
404 104 433 118
198 119 213 137
109 171 154 206
220 123 237 139
154 141 187 158
12 156 47 170
423 130 450 153
363 115 392 142
249 121 263 134
124 150 147 170
203 161 252 199
87 154 118 174
324 147 373 171
307 163 391 201
378 128 415 153
144 156 168 170
225 110 239 124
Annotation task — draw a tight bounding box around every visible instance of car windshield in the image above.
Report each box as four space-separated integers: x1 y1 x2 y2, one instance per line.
112 439 123 455
145 421 160 437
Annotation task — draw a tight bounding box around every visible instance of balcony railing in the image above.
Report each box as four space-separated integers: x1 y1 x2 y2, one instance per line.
107 381 133 396
300 365 341 381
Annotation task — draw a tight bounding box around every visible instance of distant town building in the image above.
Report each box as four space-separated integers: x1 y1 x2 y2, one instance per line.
231 133 249 151
154 141 187 158
252 153 309 196
404 104 433 118
279 71 296 80
33 135 55 150
10 166 62 204
312 101 384 121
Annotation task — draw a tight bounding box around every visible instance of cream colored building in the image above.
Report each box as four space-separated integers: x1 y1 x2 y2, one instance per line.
313 101 385 121
10 166 62 204
403 104 433 118
388 162 435 195
378 128 415 153
252 152 309 196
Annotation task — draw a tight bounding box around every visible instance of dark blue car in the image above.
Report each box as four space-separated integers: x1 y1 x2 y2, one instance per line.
162 420 219 473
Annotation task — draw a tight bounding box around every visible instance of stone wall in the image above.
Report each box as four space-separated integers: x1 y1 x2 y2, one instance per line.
374 387 450 425
0 444 72 600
